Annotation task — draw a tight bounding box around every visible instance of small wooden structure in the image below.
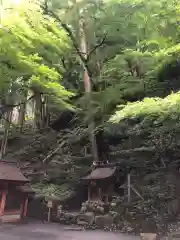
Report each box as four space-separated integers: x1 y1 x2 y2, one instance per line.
81 165 123 204
0 162 34 222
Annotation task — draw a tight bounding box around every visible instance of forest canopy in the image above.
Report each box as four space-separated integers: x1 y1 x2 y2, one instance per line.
0 0 72 110
1 0 180 210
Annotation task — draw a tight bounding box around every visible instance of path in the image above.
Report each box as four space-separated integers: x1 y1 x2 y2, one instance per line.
0 222 140 240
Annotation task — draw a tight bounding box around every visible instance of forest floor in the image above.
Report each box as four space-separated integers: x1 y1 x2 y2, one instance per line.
0 222 140 240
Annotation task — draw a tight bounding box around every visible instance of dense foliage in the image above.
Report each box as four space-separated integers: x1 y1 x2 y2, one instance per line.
0 0 71 110
2 0 180 230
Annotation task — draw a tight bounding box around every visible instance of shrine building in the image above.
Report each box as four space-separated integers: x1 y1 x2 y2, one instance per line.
0 161 34 222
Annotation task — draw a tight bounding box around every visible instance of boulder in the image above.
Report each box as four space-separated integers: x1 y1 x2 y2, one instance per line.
170 233 180 239
80 200 105 213
96 206 104 214
60 212 78 224
80 207 86 212
78 212 94 225
77 220 88 227
95 214 113 228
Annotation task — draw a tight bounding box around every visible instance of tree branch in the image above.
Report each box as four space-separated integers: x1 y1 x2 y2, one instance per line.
87 33 107 62
61 57 67 71
41 5 93 80
42 141 66 164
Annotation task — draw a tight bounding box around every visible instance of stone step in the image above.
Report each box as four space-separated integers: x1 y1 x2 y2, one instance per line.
140 233 157 240
64 226 84 231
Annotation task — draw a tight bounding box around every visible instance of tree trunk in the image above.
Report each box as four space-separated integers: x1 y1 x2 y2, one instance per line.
41 95 49 128
0 110 12 159
18 90 27 133
127 173 131 203
33 91 49 130
34 91 42 129
44 1 98 162
79 18 98 163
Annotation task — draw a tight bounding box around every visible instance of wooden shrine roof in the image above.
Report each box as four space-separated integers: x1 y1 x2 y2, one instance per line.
82 167 116 180
0 162 29 183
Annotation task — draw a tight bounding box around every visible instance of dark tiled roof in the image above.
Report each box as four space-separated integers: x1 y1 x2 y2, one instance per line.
16 185 34 193
82 167 116 180
0 162 29 182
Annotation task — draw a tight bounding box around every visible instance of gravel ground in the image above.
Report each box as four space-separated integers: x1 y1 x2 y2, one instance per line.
0 222 140 240
163 221 180 239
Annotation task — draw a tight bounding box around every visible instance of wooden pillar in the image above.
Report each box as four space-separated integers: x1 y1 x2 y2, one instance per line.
105 194 108 204
48 207 51 223
23 197 28 217
20 197 25 218
98 188 102 201
0 191 7 216
88 187 91 201
20 201 24 218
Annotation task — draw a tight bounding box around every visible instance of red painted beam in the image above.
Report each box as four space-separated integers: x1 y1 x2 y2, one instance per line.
23 198 28 217
0 191 7 216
